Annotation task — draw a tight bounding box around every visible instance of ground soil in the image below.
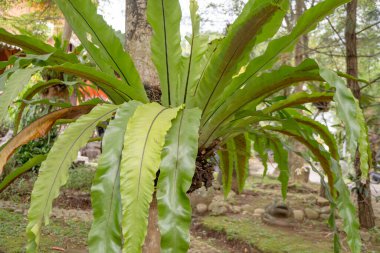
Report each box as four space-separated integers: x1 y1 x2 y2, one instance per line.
1 173 380 252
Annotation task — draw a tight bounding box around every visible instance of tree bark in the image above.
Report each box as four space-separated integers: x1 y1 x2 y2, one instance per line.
294 0 304 66
125 1 161 251
289 0 310 184
125 0 159 87
142 194 160 253
345 0 375 229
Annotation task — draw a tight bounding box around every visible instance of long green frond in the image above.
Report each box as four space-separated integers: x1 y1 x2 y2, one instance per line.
89 101 141 253
50 63 149 103
26 104 118 252
157 108 201 253
194 0 288 114
0 28 77 63
0 67 42 122
120 103 181 252
54 0 144 92
180 0 209 104
320 68 370 180
229 0 350 93
199 60 322 147
147 0 183 106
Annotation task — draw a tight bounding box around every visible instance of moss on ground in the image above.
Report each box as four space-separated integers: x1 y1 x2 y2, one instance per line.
0 209 90 253
201 216 333 253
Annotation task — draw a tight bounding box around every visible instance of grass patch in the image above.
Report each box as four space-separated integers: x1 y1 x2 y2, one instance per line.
63 165 95 193
0 209 90 253
0 165 95 203
201 216 333 253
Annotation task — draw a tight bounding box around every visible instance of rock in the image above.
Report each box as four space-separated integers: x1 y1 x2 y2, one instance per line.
254 208 265 216
293 210 304 221
231 206 242 214
360 231 371 242
86 141 101 149
316 196 329 206
320 214 330 220
226 191 236 203
83 149 101 160
265 203 292 218
335 220 343 231
211 205 228 216
319 206 330 214
196 203 208 214
76 154 89 164
304 208 319 219
242 204 252 212
208 198 228 216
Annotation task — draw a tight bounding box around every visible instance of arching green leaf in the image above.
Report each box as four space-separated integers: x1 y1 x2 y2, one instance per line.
120 103 181 253
157 108 201 253
0 67 42 122
89 101 141 253
292 114 339 160
330 160 361 253
26 104 118 252
251 134 269 176
229 0 350 92
195 0 288 114
0 105 94 175
262 92 334 114
0 155 47 193
199 60 322 147
54 0 144 92
265 125 360 253
320 68 370 180
180 0 209 104
218 141 235 197
147 0 182 106
232 134 250 193
13 79 76 133
50 63 149 103
269 137 289 200
0 28 78 64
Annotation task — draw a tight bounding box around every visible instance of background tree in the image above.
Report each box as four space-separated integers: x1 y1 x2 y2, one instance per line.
345 0 375 229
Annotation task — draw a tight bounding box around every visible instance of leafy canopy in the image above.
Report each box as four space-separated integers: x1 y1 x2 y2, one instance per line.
0 0 368 252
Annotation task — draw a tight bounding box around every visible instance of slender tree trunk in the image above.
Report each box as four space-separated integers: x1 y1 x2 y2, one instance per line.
62 20 73 52
125 0 159 87
345 0 375 229
289 0 310 184
125 1 161 252
294 0 304 66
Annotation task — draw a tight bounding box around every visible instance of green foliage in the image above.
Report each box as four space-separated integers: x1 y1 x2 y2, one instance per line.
89 101 141 253
0 0 369 252
147 0 182 106
120 103 180 252
157 108 201 252
26 104 118 251
64 165 95 192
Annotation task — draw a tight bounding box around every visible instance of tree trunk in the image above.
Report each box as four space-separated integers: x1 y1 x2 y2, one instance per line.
125 1 161 251
345 0 375 229
289 0 309 184
294 0 304 66
125 0 159 87
142 194 160 253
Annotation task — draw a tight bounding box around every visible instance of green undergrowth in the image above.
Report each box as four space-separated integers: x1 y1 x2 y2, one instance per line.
63 165 95 192
0 165 95 202
201 216 333 253
0 209 90 252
